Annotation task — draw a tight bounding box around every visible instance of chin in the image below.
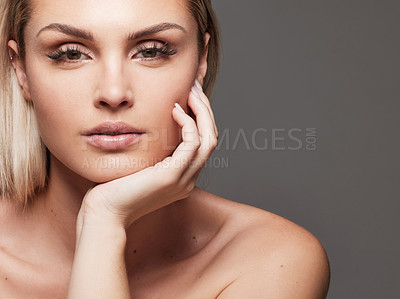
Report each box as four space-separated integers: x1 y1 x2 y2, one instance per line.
79 158 149 183
86 168 139 184
77 152 168 184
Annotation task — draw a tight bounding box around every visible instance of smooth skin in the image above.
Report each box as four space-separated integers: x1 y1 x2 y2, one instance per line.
0 0 330 298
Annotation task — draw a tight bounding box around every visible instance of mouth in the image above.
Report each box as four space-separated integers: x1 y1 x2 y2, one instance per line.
83 121 144 136
88 132 135 136
82 121 145 150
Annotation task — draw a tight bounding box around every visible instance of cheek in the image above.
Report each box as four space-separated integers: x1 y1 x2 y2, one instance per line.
27 75 79 141
136 64 196 106
25 66 94 166
136 83 187 157
133 62 198 142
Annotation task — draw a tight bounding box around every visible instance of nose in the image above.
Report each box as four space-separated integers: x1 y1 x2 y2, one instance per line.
94 61 133 110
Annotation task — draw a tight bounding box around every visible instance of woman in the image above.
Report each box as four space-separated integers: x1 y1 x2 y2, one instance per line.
0 0 330 298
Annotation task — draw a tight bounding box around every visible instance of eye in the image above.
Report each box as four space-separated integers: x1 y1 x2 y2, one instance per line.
46 45 92 63
140 48 159 58
66 50 83 60
134 41 178 61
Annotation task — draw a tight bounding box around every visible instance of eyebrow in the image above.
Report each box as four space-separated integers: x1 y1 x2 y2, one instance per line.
36 22 187 41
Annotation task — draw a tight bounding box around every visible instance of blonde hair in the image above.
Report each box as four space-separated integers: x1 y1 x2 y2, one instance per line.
0 0 47 211
0 0 221 210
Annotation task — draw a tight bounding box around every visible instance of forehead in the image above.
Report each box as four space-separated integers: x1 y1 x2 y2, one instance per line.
28 0 195 38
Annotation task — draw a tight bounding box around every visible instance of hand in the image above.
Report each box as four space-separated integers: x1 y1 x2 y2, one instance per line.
77 80 218 232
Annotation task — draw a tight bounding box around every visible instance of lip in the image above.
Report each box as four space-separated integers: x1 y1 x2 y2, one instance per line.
82 121 144 150
83 121 143 136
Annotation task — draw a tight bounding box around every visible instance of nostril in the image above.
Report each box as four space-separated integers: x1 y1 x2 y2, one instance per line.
94 83 134 109
98 99 133 109
120 100 132 108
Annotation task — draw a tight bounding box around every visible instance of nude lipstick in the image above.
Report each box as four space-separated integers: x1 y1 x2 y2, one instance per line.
82 121 144 150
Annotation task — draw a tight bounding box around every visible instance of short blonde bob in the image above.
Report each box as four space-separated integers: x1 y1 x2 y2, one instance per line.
0 0 221 211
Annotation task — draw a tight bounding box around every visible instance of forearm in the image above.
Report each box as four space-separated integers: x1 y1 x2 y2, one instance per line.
67 217 130 299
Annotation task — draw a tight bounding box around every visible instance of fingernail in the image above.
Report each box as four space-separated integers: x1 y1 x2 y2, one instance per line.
195 79 203 91
174 103 185 113
191 86 200 99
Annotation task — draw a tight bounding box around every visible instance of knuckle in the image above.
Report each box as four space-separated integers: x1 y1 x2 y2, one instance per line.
191 138 201 150
209 136 218 149
187 180 196 192
182 180 196 196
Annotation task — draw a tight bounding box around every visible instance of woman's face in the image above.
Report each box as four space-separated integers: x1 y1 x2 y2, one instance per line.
10 0 208 182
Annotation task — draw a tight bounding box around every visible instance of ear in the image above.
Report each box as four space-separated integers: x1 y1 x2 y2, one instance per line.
8 40 32 101
196 32 211 86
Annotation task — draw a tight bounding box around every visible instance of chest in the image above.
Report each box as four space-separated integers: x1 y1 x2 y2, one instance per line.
0 247 70 299
0 254 227 299
129 277 226 298
127 253 230 299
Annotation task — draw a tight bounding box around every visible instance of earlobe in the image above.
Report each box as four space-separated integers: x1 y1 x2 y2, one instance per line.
7 40 32 101
196 32 211 86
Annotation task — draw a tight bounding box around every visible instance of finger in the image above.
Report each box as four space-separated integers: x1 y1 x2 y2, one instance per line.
182 90 218 180
180 153 207 184
194 80 213 114
188 86 218 138
194 80 218 137
188 88 218 149
169 103 201 172
193 87 218 138
194 82 216 125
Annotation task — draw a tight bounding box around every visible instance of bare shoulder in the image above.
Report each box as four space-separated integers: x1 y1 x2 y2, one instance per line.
194 188 330 299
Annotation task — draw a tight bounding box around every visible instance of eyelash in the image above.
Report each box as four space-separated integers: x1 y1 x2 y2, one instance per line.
46 45 91 62
45 41 178 63
136 41 178 60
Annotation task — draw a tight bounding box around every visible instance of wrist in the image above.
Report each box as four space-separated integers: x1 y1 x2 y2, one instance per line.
77 217 127 254
84 212 127 231
81 194 132 230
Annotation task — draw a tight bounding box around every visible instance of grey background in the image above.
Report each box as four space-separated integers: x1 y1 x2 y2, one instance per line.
200 1 400 298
